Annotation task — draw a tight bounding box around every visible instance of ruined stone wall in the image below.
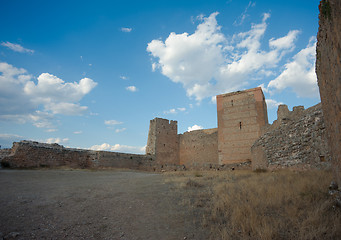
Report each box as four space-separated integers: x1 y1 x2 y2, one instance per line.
316 0 341 187
2 141 94 168
178 128 218 167
146 118 179 165
1 141 155 170
217 87 268 164
251 104 331 170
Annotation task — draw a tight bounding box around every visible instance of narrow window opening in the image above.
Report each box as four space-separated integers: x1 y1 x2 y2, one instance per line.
239 121 242 130
164 144 166 147
231 100 234 106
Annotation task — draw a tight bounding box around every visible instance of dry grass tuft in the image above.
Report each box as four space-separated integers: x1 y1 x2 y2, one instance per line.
165 170 341 240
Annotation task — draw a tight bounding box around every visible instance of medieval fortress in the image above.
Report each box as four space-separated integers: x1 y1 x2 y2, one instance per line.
0 87 331 171
1 0 340 183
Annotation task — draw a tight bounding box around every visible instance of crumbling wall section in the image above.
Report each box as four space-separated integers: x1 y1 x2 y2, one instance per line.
251 104 331 170
2 141 94 168
316 0 341 187
1 141 155 170
179 128 218 167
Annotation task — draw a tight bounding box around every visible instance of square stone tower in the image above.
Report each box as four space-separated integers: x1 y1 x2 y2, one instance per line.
146 118 179 165
217 87 268 164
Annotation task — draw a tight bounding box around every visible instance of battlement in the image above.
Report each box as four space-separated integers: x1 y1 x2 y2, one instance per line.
146 117 179 164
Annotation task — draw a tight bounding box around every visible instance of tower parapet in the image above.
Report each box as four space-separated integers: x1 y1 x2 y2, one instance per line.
146 118 179 165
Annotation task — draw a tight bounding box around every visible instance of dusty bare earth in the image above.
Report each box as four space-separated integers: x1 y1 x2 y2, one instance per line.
0 169 207 240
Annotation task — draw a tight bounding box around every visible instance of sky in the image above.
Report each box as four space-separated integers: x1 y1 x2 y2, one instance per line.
0 0 321 153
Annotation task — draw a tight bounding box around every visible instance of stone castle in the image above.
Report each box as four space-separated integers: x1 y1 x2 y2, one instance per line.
0 86 331 172
144 87 330 170
0 86 331 171
146 87 268 167
1 0 340 181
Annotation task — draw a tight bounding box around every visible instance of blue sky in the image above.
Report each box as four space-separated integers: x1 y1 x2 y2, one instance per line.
0 0 321 152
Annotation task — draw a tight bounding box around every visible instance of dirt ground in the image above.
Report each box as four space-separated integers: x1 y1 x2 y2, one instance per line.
0 169 208 240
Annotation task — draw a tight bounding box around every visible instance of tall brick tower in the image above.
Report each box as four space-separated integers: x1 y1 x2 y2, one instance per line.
146 118 179 165
217 87 268 164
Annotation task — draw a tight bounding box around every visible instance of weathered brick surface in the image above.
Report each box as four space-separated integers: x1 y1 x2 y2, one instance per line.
251 104 331 170
316 0 341 187
217 87 268 164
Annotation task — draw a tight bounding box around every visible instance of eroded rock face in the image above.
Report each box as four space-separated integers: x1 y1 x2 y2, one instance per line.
316 0 341 187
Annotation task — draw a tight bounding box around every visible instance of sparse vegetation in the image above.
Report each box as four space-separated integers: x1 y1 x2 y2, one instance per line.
165 170 341 240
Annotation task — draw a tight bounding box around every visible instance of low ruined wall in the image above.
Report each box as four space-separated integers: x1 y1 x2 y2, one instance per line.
179 128 218 167
251 104 331 170
94 151 155 170
1 141 155 170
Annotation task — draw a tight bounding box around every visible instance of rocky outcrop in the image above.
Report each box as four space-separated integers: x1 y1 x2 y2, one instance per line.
251 104 331 170
316 0 341 188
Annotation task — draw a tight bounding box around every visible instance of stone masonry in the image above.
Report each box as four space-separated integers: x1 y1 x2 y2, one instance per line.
146 118 179 165
316 0 341 188
179 128 218 167
146 87 269 168
1 141 155 170
251 104 331 170
217 87 268 164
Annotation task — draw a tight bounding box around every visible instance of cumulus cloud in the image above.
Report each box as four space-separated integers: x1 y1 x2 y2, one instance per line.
187 125 203 132
147 12 305 101
104 120 123 125
121 27 132 33
120 75 128 80
1 41 34 54
266 99 283 109
45 137 69 145
90 143 145 154
267 38 318 98
0 62 98 129
126 86 138 92
115 128 126 133
163 107 186 115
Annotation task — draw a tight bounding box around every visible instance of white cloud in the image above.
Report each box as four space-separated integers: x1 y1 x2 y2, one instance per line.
115 128 126 133
120 75 128 80
266 99 283 109
267 38 318 98
46 129 57 133
1 41 34 54
45 138 69 145
233 1 256 26
90 143 145 154
0 62 98 128
163 107 186 115
24 73 97 115
147 12 303 102
126 86 138 92
121 27 132 33
187 125 203 132
104 120 123 125
0 133 24 148
73 131 82 134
